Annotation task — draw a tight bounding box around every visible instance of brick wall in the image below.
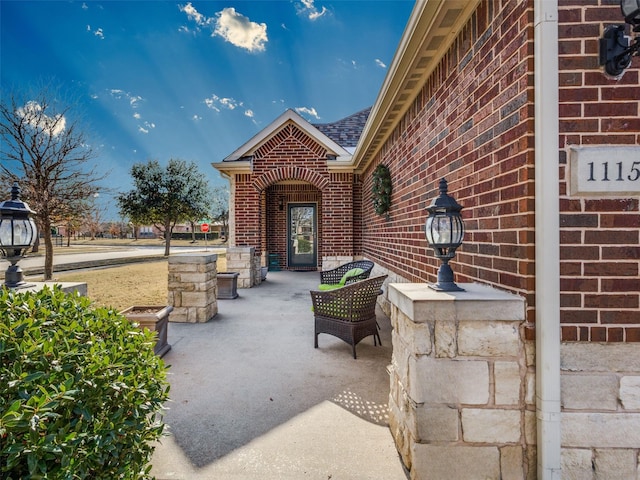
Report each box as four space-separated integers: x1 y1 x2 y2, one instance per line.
362 0 639 343
558 0 640 342
362 1 537 325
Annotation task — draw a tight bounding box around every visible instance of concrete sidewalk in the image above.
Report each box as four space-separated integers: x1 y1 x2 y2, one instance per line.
151 270 408 480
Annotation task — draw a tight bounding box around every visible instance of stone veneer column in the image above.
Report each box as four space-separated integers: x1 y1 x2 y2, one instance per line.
167 253 218 323
388 282 532 480
560 343 640 478
226 246 256 288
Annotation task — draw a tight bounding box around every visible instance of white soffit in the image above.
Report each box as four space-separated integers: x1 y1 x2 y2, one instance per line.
352 0 481 173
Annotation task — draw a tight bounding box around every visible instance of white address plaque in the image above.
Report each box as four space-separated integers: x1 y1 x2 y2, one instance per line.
569 146 640 196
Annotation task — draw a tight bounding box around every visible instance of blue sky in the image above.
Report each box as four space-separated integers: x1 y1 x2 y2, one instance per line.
1 0 413 219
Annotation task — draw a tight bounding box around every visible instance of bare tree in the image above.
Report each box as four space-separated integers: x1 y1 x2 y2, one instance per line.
82 195 106 240
210 185 229 241
0 87 105 280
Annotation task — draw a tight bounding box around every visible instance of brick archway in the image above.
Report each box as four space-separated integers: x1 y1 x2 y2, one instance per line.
252 166 330 192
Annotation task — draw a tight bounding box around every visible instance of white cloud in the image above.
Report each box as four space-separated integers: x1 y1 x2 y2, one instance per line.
220 97 238 109
110 89 143 109
138 121 155 134
244 109 254 118
178 2 208 26
214 8 267 52
108 89 153 134
179 4 268 52
17 101 66 136
375 58 386 69
82 3 88 9
204 98 220 112
295 106 320 120
204 93 243 112
193 114 202 121
87 25 105 39
297 0 328 21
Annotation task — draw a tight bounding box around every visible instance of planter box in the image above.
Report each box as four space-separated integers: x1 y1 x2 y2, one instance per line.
217 272 239 299
120 305 173 357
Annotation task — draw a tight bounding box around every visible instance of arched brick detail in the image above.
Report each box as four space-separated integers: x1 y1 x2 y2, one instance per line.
252 167 330 192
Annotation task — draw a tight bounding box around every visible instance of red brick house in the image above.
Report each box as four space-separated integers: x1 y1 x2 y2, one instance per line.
214 0 639 478
213 107 370 271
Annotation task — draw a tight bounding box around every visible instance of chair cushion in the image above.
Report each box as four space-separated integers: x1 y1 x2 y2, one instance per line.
317 283 344 291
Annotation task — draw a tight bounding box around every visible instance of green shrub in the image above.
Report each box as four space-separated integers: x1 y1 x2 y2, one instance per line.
0 285 170 479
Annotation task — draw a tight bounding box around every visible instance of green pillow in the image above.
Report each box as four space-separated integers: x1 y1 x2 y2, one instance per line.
340 267 364 284
317 267 365 291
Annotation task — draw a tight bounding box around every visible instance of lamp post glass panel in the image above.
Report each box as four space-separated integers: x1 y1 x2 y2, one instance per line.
0 182 37 288
622 0 640 27
425 178 464 292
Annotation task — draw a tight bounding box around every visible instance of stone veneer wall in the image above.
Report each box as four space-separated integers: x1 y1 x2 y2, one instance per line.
167 253 218 323
560 343 640 478
388 282 533 480
320 255 355 271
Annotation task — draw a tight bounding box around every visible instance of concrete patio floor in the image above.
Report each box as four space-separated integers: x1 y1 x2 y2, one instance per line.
151 270 408 480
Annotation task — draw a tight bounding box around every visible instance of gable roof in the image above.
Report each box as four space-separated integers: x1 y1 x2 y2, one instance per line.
222 109 352 161
313 107 372 149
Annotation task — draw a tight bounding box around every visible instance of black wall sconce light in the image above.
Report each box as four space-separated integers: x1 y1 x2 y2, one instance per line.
0 182 38 289
600 0 640 76
278 197 284 211
425 178 465 292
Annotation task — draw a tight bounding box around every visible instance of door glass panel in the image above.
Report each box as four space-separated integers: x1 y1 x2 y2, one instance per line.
288 204 316 267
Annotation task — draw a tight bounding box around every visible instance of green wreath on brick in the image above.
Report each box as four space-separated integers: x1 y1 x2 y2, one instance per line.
371 164 392 215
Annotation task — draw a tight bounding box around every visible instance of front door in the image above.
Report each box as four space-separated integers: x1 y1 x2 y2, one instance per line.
288 204 317 268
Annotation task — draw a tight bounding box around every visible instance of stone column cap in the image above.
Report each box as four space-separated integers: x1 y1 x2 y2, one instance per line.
168 253 218 264
389 282 525 322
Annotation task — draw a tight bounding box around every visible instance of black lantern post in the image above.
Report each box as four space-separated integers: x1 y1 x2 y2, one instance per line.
425 178 464 292
0 182 38 289
599 0 640 76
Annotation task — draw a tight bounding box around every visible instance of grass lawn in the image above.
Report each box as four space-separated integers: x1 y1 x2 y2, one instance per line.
54 256 227 312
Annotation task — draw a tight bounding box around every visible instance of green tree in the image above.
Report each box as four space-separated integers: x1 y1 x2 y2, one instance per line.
0 87 105 280
117 159 211 256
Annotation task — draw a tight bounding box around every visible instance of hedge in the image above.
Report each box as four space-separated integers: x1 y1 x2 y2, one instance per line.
0 286 170 479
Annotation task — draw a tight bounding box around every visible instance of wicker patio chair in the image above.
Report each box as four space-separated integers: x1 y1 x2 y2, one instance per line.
311 275 388 359
318 260 374 289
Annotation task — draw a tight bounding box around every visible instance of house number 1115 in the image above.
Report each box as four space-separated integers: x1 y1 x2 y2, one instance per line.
587 161 640 182
569 147 640 196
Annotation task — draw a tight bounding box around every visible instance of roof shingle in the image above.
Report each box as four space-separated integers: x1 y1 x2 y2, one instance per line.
313 107 371 148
